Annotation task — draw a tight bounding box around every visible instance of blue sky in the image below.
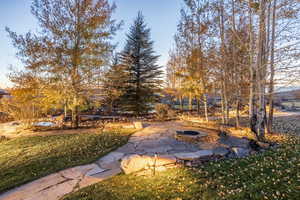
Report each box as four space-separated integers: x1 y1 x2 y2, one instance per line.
0 0 182 88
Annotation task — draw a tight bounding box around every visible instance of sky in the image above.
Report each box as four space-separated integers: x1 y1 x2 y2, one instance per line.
0 0 183 88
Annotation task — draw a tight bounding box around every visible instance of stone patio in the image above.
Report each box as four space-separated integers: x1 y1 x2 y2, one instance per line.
0 121 258 200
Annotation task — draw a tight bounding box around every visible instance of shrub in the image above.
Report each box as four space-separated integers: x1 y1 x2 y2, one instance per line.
154 104 175 120
0 136 9 143
0 97 42 128
0 112 12 123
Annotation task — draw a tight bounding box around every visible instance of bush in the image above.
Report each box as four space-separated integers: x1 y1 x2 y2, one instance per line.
0 136 9 143
0 112 12 123
154 104 175 120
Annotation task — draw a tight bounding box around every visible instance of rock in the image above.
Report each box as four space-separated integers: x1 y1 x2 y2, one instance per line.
257 141 270 149
78 176 102 188
134 121 145 129
122 124 135 129
153 155 177 166
218 130 228 137
92 168 122 180
136 139 173 153
136 139 163 149
77 164 105 176
86 165 107 176
0 173 70 200
232 147 250 158
24 179 78 200
270 143 280 149
220 136 250 148
185 161 193 167
11 121 20 126
249 139 261 151
198 143 218 150
120 155 151 174
213 147 229 156
153 166 168 172
120 154 177 174
174 150 213 161
142 146 173 154
135 166 168 176
97 152 124 169
249 140 270 150
61 164 106 179
60 168 83 180
115 143 136 154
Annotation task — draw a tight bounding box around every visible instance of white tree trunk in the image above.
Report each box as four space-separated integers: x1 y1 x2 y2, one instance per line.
256 0 268 141
267 0 277 134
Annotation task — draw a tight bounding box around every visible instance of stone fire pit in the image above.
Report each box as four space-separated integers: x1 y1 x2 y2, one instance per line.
175 130 208 143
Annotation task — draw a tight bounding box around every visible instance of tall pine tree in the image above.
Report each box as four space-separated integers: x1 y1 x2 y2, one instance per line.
120 12 163 115
102 54 127 114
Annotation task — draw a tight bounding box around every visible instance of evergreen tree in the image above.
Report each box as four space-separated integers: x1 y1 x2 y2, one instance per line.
102 54 127 114
120 12 163 115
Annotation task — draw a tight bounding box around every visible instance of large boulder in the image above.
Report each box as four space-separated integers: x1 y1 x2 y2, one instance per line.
120 154 177 174
96 152 125 169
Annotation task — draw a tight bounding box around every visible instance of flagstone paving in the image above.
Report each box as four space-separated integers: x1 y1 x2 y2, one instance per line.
0 121 243 200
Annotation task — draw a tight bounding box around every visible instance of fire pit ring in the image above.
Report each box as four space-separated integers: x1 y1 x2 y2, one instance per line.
176 130 200 136
175 130 208 143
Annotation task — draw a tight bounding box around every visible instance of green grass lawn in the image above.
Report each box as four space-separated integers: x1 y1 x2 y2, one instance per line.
0 129 135 193
63 135 300 200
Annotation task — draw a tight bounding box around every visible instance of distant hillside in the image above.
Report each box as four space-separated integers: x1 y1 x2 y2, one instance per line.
0 89 10 99
274 89 300 101
0 89 8 95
